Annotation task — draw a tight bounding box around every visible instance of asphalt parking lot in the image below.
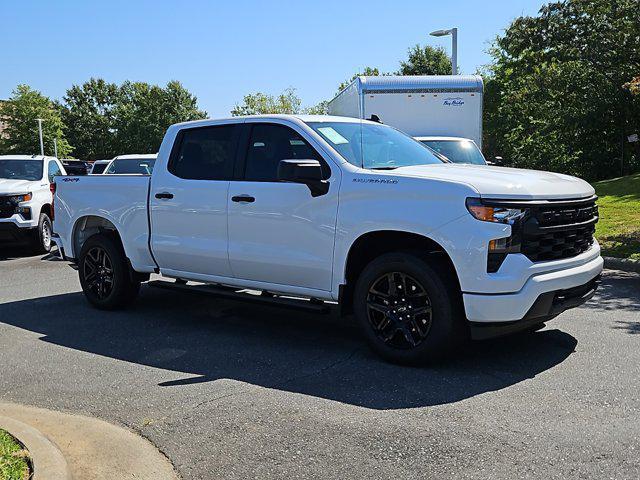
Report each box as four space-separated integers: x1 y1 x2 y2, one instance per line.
0 249 639 479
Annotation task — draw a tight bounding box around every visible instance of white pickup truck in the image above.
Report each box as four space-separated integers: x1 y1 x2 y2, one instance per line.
53 115 603 364
0 155 66 252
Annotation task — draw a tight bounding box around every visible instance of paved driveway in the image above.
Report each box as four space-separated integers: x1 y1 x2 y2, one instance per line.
0 249 638 479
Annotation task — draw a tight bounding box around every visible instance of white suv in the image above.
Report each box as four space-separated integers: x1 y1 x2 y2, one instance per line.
0 155 66 252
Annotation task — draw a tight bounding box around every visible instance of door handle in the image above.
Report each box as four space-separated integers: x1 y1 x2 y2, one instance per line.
231 195 255 203
155 192 174 200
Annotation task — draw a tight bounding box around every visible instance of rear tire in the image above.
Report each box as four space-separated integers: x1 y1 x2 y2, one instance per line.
33 213 52 253
78 233 140 310
353 252 462 365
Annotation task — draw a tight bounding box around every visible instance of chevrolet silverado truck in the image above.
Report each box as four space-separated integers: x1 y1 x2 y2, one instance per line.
0 155 66 252
52 115 603 364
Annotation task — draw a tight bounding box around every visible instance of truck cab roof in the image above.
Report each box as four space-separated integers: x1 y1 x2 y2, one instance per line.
171 114 379 129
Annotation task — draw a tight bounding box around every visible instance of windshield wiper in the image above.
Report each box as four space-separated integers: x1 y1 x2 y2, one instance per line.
369 166 399 170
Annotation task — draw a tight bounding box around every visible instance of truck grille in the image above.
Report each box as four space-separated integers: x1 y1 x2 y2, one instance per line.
0 196 16 219
520 197 598 262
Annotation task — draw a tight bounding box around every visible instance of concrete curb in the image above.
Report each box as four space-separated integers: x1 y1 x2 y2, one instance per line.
604 256 640 273
0 415 71 480
0 403 178 480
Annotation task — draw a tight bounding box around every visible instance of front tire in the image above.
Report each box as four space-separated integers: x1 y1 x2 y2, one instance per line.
353 252 462 365
78 233 140 310
33 213 52 253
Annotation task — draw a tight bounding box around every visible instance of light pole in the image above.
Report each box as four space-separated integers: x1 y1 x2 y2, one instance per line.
430 27 458 75
53 138 58 158
36 118 44 156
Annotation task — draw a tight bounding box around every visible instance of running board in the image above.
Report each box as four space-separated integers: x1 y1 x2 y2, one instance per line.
147 280 331 313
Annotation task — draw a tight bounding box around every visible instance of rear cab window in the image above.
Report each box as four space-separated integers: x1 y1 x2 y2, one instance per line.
169 124 240 180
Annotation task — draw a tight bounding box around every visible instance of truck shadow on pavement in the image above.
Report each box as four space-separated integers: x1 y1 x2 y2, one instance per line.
589 271 640 335
0 285 582 410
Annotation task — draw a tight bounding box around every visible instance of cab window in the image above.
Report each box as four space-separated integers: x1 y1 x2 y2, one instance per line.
169 125 240 180
244 124 329 181
47 161 62 182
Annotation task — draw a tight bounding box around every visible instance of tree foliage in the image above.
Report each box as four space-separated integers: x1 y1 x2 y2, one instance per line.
113 80 206 154
484 0 640 180
61 78 120 160
61 79 206 158
398 45 453 75
0 85 73 157
231 87 302 116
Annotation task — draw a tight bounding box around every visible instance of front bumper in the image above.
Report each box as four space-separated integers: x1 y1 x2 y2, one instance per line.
463 252 603 326
469 274 600 339
0 222 36 244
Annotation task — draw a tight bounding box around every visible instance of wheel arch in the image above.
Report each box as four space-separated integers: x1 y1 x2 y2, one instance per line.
340 230 461 314
71 215 124 259
39 203 52 218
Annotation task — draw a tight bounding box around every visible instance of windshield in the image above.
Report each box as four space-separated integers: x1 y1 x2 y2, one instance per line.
106 158 155 175
91 162 109 174
0 159 43 181
307 122 444 169
420 140 486 165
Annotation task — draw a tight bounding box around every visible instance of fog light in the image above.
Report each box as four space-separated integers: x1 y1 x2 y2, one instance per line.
17 207 31 220
489 238 509 252
487 236 511 273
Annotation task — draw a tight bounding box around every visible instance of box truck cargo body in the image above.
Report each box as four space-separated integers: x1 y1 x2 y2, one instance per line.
327 75 484 147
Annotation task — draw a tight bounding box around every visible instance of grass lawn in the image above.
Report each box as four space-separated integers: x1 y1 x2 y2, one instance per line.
0 429 29 480
593 173 640 261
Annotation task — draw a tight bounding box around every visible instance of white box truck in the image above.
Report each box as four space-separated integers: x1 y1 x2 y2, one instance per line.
327 75 484 148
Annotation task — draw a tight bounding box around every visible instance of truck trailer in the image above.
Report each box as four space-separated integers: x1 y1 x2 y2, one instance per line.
327 75 484 148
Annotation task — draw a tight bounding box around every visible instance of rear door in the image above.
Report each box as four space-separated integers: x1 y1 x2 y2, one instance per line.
227 121 339 291
150 122 241 277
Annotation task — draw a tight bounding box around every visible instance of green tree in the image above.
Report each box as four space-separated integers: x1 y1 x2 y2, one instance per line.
304 100 329 115
0 85 73 157
61 78 120 160
483 0 640 180
113 80 206 154
398 45 452 75
231 87 302 116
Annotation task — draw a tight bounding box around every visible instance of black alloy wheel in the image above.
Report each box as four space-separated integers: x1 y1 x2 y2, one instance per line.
353 252 462 364
366 271 433 349
78 233 140 309
82 246 114 300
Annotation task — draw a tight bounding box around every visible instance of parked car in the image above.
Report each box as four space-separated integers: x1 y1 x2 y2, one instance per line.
105 154 157 175
328 75 484 148
415 137 487 165
61 159 91 175
89 160 112 175
53 115 602 364
0 155 66 252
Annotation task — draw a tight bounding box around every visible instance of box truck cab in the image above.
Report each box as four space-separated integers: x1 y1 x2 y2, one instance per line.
328 75 485 163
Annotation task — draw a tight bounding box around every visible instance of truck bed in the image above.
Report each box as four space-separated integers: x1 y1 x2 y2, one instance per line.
53 174 155 270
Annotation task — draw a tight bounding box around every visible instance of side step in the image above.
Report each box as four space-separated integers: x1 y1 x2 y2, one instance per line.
147 280 331 314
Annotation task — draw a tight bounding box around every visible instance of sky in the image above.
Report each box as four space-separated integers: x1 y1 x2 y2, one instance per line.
0 0 547 117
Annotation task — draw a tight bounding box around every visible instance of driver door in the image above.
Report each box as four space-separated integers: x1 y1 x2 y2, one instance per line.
227 122 339 292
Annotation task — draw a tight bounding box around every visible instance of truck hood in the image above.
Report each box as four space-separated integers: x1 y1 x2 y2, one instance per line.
0 179 40 195
390 164 595 200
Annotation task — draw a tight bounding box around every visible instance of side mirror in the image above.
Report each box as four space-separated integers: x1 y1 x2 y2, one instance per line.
489 156 504 166
278 159 329 197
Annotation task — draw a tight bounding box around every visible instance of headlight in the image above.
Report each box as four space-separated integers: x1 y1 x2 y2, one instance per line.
466 198 526 224
10 193 32 204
